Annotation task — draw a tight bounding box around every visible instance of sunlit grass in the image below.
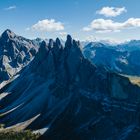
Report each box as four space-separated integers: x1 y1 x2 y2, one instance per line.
0 124 40 140
120 74 140 86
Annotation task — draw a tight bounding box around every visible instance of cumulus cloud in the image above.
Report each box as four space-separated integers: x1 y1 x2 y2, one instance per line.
59 32 67 36
96 6 127 17
4 5 16 11
85 35 123 44
29 19 64 32
83 18 140 33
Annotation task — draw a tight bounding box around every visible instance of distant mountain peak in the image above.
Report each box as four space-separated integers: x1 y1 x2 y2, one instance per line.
0 29 38 82
3 29 13 33
1 29 16 40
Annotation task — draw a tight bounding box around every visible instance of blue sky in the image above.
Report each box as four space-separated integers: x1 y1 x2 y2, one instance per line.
0 0 140 42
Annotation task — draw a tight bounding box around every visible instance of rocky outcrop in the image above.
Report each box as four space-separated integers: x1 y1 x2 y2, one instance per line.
0 29 38 82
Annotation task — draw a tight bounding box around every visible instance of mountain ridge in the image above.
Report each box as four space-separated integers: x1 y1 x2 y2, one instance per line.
1 32 140 139
0 29 140 140
83 41 140 76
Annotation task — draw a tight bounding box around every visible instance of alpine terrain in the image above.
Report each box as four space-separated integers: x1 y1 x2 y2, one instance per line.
0 30 140 140
83 41 140 76
0 29 38 83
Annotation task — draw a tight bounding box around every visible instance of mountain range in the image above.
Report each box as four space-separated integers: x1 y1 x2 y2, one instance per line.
83 41 140 76
0 30 140 140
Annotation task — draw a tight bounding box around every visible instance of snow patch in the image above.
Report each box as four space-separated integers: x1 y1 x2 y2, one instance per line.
4 114 40 132
33 127 49 135
0 92 10 100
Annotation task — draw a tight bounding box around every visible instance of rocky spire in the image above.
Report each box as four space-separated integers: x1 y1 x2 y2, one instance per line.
64 35 73 58
65 35 73 49
48 39 54 50
31 40 49 67
31 40 55 78
55 38 61 48
39 40 49 56
52 38 63 58
73 40 82 51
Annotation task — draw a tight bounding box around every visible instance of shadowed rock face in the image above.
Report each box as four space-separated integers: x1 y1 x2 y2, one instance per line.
83 42 140 76
0 35 140 140
0 29 38 82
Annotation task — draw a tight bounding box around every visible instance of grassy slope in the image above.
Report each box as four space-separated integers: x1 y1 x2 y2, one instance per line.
120 74 140 86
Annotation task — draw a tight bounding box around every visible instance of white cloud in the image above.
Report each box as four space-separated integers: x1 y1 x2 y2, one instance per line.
83 18 140 33
96 6 127 17
59 32 67 36
4 5 16 11
85 35 123 44
29 19 64 32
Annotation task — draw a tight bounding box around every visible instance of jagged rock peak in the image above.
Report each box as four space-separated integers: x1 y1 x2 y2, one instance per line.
56 38 61 46
73 40 80 47
40 40 46 46
48 39 54 49
65 35 73 48
1 29 16 40
77 41 80 46
73 40 83 52
54 38 63 49
40 40 49 51
67 34 72 41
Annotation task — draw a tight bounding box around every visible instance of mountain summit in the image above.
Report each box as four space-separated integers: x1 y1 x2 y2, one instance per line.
0 29 38 83
1 29 16 41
